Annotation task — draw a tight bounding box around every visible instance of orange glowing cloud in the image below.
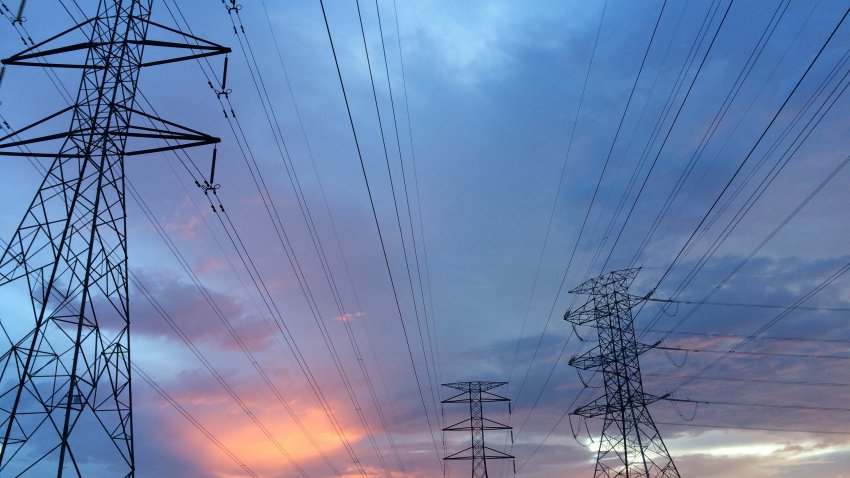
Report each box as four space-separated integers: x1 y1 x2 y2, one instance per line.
158 389 369 478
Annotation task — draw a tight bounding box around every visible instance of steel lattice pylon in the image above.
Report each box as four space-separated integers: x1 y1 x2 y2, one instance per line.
564 268 679 478
442 381 514 478
0 1 228 475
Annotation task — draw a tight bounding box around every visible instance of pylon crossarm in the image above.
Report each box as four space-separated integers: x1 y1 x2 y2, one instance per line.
562 296 597 324
482 447 514 459
567 276 601 295
441 390 469 404
119 105 220 154
0 132 88 157
637 338 663 355
568 346 601 370
0 17 98 68
0 104 75 144
481 418 511 430
443 393 510 404
2 16 230 70
572 395 609 418
138 18 231 67
443 418 512 432
619 293 647 311
445 450 514 461
442 381 507 392
565 295 646 326
644 392 670 406
568 268 641 295
443 417 472 431
0 104 220 158
444 446 474 460
479 391 510 402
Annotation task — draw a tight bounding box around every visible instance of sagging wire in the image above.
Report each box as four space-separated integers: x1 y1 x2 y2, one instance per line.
576 367 601 389
568 414 595 445
572 322 586 342
670 398 699 422
663 342 688 367
661 300 679 317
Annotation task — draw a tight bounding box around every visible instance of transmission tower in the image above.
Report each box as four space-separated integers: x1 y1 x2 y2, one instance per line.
563 268 679 478
442 381 514 478
0 1 229 475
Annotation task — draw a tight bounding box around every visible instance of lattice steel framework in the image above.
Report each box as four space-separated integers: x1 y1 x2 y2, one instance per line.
0 1 228 475
564 269 679 478
442 381 514 478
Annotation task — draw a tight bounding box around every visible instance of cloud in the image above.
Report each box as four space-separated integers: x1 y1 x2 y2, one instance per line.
132 267 277 353
398 0 600 87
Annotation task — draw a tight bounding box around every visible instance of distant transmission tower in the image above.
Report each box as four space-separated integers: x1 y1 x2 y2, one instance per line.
564 268 680 478
0 1 228 475
442 381 514 478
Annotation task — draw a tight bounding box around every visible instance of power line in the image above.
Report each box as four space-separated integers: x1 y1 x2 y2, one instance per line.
512 0 670 417
657 345 850 361
0 2 228 474
256 1 411 471
645 297 850 313
657 167 850 394
520 391 850 474
389 0 446 468
129 268 313 477
539 2 734 437
627 0 802 268
574 0 728 283
132 364 260 478
231 4 423 472
504 0 607 417
371 0 444 430
563 269 680 477
644 372 850 389
510 1 732 452
352 0 444 447
252 5 412 463
645 50 850 336
642 329 850 345
640 5 850 337
512 3 738 464
166 4 404 474
50 4 372 474
655 421 850 436
0 51 331 475
317 0 444 470
669 397 850 414
599 0 737 271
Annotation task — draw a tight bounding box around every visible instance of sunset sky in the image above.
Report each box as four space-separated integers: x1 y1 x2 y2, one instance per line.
2 0 850 477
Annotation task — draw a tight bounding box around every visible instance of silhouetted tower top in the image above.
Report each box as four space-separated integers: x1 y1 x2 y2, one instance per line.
443 381 514 478
0 0 228 475
564 268 680 478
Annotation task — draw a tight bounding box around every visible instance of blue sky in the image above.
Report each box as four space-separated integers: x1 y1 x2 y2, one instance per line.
2 0 850 477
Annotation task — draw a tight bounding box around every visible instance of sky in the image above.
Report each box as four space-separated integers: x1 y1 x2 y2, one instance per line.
2 0 850 477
